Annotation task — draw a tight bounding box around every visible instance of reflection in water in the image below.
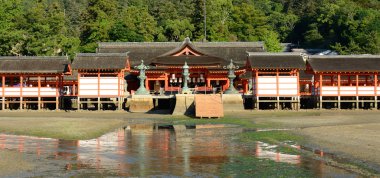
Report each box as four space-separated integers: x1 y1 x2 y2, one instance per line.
255 141 301 164
0 125 360 177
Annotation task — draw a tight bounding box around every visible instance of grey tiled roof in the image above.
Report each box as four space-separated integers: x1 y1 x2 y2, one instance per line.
247 53 306 69
308 55 380 72
0 56 69 73
72 53 128 70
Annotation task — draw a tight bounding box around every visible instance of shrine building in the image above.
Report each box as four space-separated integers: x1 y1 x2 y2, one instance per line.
0 56 70 110
97 37 264 95
246 53 306 110
307 55 380 110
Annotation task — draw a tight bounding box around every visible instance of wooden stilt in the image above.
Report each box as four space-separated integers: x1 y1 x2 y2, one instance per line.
277 96 280 110
338 96 341 110
297 96 300 110
1 97 4 111
356 96 359 109
53 98 58 111
38 97 41 110
98 97 101 111
20 97 23 110
77 97 81 111
319 96 323 109
256 96 259 110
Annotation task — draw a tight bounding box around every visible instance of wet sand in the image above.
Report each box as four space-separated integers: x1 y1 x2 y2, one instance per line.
233 110 380 170
297 122 380 168
1 110 380 173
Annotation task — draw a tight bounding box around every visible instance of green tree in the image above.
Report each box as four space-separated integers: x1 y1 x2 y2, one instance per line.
116 6 158 42
163 19 195 41
80 0 118 52
0 0 25 56
230 3 270 41
263 31 283 52
207 0 234 41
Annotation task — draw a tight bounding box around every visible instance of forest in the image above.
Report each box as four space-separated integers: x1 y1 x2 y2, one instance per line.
0 0 379 59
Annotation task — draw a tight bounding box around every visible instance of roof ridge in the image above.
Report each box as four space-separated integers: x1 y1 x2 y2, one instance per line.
309 55 380 58
76 53 128 57
248 52 302 56
0 56 68 60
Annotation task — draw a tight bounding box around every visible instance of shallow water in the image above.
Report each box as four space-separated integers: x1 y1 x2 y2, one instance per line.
0 124 361 177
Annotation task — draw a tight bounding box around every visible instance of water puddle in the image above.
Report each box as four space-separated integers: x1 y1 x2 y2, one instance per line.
0 124 362 177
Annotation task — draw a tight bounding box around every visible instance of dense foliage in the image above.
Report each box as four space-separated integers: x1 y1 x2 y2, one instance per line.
0 0 379 58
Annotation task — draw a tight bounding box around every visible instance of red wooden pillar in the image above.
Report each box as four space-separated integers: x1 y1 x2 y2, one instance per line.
145 75 150 91
276 69 279 97
356 74 359 96
2 75 4 110
375 73 378 109
77 72 81 96
255 69 259 96
356 74 359 109
164 73 169 91
56 76 59 110
375 73 378 96
319 74 323 95
338 74 341 96
296 69 300 96
97 70 100 97
2 76 4 97
117 73 120 97
242 79 248 94
73 84 76 96
20 75 23 110
38 76 41 110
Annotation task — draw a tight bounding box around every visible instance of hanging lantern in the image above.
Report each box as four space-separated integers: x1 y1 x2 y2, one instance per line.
171 73 175 80
216 80 220 85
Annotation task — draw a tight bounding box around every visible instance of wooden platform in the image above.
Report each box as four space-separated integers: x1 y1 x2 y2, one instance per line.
195 94 224 118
